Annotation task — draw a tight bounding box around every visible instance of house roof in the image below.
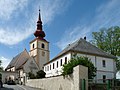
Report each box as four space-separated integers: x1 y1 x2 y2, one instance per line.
6 49 30 70
44 38 116 65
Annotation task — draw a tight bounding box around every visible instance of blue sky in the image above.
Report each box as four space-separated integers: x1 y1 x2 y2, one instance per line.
0 0 120 69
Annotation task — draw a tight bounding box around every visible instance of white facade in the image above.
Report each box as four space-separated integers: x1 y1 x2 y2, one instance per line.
44 51 116 83
44 52 71 77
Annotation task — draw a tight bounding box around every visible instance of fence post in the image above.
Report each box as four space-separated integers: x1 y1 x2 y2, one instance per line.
82 79 86 90
107 80 110 90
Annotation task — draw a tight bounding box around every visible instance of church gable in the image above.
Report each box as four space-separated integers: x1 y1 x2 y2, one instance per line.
23 57 39 74
6 49 30 70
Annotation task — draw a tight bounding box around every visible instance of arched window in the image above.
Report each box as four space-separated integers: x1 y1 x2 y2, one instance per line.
33 44 34 49
42 43 45 48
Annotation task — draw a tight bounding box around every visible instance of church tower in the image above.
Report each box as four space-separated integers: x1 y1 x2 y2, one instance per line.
29 9 49 70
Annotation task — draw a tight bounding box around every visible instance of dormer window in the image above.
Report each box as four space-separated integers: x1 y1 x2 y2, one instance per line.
33 44 34 49
42 43 45 48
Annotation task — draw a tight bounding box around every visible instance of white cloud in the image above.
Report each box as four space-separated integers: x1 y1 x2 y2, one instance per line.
0 0 28 20
0 27 34 45
57 0 120 50
0 56 10 69
40 0 72 24
0 0 72 45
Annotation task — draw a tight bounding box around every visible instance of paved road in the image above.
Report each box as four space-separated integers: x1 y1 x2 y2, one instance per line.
0 84 40 90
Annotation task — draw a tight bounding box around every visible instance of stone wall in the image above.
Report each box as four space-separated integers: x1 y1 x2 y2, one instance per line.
26 65 88 90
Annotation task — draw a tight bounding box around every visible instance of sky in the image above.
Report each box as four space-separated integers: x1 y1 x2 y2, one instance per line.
0 0 120 69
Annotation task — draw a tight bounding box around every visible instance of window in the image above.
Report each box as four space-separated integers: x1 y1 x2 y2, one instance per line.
53 63 54 69
50 65 51 70
60 59 62 66
65 57 67 64
57 61 58 68
33 44 34 49
42 43 45 48
103 75 106 83
102 60 106 67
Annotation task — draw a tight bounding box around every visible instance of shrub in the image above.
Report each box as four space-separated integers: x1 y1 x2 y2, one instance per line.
36 70 46 79
62 56 96 79
28 72 36 79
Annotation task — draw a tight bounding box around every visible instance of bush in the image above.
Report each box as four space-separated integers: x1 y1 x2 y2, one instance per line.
28 72 36 79
36 70 46 79
62 56 96 79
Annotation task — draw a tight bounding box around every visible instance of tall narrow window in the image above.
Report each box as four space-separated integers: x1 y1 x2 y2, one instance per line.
65 57 67 64
60 59 62 66
57 61 58 68
42 43 45 48
50 65 51 70
53 63 54 69
103 75 106 83
33 44 34 49
102 60 106 67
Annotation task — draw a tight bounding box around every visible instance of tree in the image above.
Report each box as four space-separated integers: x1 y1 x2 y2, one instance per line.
92 26 120 70
62 56 96 79
28 72 36 79
36 70 46 79
0 60 3 80
0 60 3 71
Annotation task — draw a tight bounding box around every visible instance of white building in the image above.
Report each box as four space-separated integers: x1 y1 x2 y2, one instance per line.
44 38 116 83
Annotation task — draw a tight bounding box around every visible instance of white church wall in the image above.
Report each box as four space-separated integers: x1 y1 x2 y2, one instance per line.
77 53 115 80
96 56 114 72
44 52 71 77
44 51 115 81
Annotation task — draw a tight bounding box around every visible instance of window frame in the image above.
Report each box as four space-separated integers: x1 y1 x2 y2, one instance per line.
65 57 67 64
60 59 62 66
41 43 45 49
102 60 106 67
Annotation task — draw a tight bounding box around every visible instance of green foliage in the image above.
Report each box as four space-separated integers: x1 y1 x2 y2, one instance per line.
28 72 36 79
116 58 120 71
36 70 46 79
0 60 3 72
92 26 120 70
62 56 96 79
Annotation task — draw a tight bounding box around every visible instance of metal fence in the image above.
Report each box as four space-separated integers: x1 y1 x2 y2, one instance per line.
88 79 120 90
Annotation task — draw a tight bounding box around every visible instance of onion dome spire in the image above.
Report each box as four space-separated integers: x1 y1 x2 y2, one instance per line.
34 9 45 39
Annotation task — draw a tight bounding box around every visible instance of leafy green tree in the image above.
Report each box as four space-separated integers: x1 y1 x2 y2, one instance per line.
92 26 120 70
36 70 46 79
62 56 96 79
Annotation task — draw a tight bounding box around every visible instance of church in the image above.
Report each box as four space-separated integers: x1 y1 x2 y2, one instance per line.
4 9 116 84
